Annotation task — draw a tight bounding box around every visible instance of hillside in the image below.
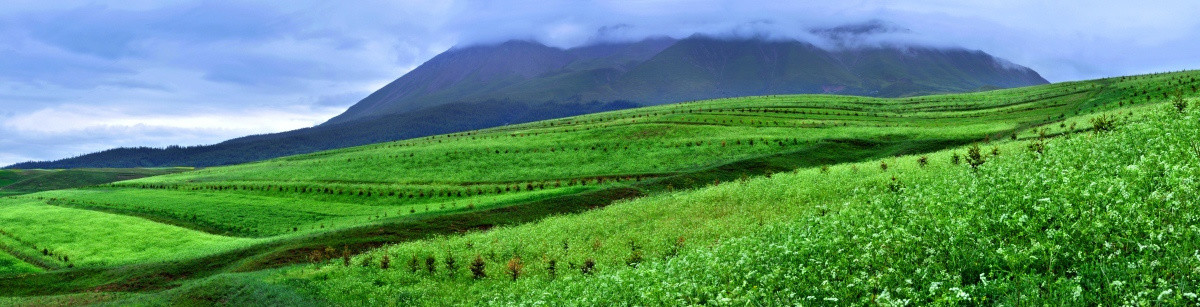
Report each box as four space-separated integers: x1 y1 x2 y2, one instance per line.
0 168 188 197
7 36 1047 170
328 36 1047 125
0 70 1194 305
274 92 1200 306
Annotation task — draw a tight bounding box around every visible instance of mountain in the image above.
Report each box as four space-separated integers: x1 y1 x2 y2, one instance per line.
327 35 1046 125
5 35 1048 169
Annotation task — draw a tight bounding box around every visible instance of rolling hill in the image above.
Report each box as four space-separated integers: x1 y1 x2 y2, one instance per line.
6 35 1047 170
1 70 1194 305
0 168 189 197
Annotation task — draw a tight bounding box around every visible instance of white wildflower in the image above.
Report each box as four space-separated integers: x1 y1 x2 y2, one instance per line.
1158 289 1174 301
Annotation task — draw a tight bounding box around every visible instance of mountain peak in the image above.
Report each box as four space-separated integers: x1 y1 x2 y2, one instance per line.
326 34 1047 125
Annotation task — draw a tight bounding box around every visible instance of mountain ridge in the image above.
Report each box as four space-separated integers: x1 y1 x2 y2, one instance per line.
6 35 1047 169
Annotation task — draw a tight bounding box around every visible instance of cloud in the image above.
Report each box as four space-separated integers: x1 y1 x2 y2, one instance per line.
2 0 1199 166
0 104 345 167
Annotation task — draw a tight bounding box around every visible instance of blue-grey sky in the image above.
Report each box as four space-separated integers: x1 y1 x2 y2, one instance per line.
2 0 1199 167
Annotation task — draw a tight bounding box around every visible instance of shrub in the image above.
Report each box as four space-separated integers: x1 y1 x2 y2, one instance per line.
444 253 457 277
991 146 1001 157
967 144 985 169
342 246 351 267
819 165 830 173
425 255 437 274
625 241 644 267
470 255 487 279
380 254 390 270
1090 115 1118 133
886 175 902 193
1028 140 1046 155
360 256 374 267
547 259 557 279
505 257 524 281
581 258 596 275
1172 90 1188 113
408 256 421 273
879 161 889 172
951 152 961 165
917 156 928 168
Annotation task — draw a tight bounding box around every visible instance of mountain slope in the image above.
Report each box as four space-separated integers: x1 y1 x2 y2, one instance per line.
6 36 1047 169
328 35 1048 125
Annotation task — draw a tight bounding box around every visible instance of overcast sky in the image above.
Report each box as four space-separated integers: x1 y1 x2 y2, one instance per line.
2 0 1199 167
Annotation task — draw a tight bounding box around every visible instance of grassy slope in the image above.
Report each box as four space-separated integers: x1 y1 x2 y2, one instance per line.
0 199 261 267
0 168 189 196
248 99 1198 305
1 71 1198 304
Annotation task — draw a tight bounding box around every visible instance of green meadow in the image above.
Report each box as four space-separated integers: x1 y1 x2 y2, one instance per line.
1 70 1197 305
0 168 189 197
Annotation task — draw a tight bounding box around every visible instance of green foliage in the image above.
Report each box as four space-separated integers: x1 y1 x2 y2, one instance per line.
1172 90 1188 113
470 255 486 279
1090 114 1118 133
444 253 457 277
5 70 1200 305
967 144 986 169
506 257 524 281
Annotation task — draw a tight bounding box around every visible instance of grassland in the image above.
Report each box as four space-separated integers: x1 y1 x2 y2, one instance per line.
1 70 1197 305
0 168 189 197
270 102 1199 306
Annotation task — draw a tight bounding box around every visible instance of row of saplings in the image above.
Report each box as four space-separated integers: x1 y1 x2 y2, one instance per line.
0 227 75 269
865 110 1133 192
120 175 643 200
312 237 685 281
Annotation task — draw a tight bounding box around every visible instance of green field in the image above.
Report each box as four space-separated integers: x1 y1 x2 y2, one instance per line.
1 71 1198 305
0 168 189 197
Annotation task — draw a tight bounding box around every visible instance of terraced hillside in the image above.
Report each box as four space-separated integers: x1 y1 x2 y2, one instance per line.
1 70 1197 304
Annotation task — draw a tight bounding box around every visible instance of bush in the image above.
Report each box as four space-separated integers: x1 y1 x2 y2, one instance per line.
967 144 985 169
879 161 888 172
505 257 524 281
1173 90 1188 113
625 241 644 267
444 253 457 277
581 258 596 275
951 152 961 165
917 156 928 168
1028 140 1046 155
380 254 390 270
425 256 437 274
886 175 902 193
1090 114 1118 133
470 255 487 280
408 256 421 273
547 259 557 279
